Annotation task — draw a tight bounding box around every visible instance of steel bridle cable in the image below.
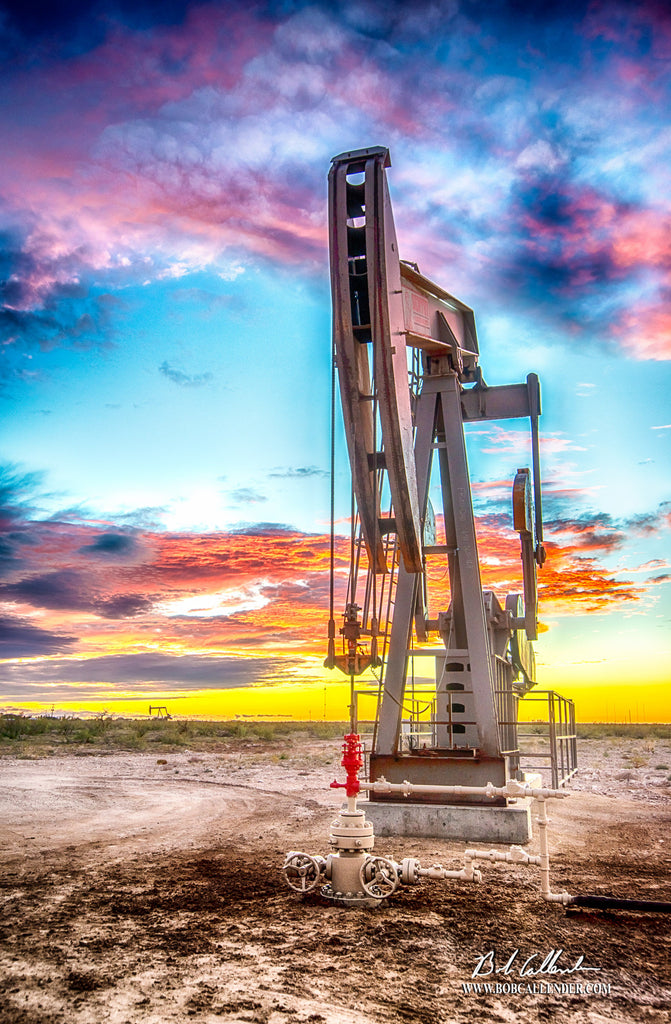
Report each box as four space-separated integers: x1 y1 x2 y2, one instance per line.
329 332 336 628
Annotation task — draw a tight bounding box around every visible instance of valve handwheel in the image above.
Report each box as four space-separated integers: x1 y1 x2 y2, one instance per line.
359 855 399 898
282 852 323 894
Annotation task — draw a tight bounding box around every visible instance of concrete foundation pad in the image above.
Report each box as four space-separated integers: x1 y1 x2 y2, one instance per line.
365 800 532 844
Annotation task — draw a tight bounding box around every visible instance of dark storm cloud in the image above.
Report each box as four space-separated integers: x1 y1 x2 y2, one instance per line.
0 0 599 52
627 510 661 535
545 507 671 551
2 0 670 362
0 464 44 575
488 175 636 339
158 361 213 387
2 569 93 612
262 578 329 605
268 466 328 479
0 285 118 384
111 506 168 529
0 651 297 692
96 594 154 618
0 569 153 618
233 523 295 535
228 487 268 505
0 616 76 657
0 227 116 316
476 501 671 555
544 512 626 551
78 532 137 556
0 463 43 519
0 0 202 61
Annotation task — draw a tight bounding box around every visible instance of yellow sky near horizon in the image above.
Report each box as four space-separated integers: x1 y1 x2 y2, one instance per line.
5 674 669 724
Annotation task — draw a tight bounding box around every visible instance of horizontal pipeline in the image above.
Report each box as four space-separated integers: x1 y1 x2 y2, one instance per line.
360 778 569 801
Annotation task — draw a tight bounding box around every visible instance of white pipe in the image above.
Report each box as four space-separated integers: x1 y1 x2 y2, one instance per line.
360 778 569 801
416 862 482 882
326 776 576 906
357 777 574 903
461 809 572 905
536 798 572 905
464 846 541 866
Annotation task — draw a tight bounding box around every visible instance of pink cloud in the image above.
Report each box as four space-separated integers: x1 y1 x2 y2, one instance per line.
615 306 671 360
584 1 671 64
1 1 670 368
475 425 586 457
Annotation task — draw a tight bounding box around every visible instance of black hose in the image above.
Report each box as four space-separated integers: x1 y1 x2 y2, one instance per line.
568 895 671 913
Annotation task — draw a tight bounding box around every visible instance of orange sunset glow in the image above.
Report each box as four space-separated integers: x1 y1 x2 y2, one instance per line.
2 503 669 722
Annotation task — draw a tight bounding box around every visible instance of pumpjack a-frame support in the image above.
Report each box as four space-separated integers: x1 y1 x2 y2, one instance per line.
372 366 544 799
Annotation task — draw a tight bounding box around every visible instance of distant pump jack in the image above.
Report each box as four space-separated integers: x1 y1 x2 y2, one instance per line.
148 705 172 719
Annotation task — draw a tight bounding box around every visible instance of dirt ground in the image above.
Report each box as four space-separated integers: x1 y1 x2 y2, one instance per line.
1 735 670 1024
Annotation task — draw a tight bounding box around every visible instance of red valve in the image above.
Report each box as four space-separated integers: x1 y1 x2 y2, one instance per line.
330 732 363 798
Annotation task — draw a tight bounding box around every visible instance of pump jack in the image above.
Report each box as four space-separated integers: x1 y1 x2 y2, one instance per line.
324 147 574 842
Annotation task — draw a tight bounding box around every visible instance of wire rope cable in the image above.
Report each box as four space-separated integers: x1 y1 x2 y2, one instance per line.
328 333 336 630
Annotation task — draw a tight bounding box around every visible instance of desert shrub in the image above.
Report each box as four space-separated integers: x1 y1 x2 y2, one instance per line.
252 724 277 742
131 720 154 737
305 721 350 739
68 728 97 744
626 755 650 768
217 722 249 738
2 713 669 756
577 723 671 740
0 716 25 740
111 727 146 750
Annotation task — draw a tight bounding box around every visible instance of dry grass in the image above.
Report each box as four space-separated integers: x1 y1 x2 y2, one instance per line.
1 713 669 757
0 715 349 755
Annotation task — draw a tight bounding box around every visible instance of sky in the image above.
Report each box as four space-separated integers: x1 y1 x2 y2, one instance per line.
0 0 669 723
